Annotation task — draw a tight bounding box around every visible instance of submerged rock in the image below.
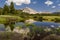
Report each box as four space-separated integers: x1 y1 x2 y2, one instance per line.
5 25 11 32
13 27 30 37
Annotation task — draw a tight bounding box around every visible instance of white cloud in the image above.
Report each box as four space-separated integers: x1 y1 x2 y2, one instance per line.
45 0 53 6
33 1 37 4
52 6 56 8
5 0 31 6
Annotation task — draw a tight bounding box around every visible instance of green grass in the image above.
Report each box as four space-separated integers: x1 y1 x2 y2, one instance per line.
0 15 22 24
42 16 60 22
43 16 60 19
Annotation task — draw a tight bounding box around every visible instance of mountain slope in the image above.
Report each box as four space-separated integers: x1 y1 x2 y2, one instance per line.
22 7 38 14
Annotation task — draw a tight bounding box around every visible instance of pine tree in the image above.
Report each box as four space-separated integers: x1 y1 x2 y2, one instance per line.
10 2 16 14
0 8 2 15
3 4 9 15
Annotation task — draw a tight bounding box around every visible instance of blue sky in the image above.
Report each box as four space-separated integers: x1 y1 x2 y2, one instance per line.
0 0 60 12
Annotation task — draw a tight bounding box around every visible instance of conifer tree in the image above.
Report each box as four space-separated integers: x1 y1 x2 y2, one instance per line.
3 4 9 15
10 2 16 14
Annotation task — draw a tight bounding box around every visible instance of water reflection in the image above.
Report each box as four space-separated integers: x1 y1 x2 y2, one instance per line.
0 22 60 31
33 22 60 28
0 24 5 31
14 22 60 28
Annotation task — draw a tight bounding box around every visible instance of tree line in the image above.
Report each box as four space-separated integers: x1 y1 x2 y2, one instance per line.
0 2 16 15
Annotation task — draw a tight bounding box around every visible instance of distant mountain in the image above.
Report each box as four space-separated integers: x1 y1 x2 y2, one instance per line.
53 12 60 14
22 7 52 14
22 7 38 14
39 11 52 14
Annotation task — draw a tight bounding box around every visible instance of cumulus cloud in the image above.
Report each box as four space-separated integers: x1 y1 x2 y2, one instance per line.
5 0 31 5
45 0 53 6
52 6 56 8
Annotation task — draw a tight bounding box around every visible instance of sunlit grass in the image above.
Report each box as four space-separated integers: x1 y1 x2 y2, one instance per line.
0 15 22 24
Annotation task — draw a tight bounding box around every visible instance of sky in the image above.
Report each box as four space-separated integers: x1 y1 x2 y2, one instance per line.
0 0 60 12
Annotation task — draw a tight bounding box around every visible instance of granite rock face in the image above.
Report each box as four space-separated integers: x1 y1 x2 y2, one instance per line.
22 7 38 14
